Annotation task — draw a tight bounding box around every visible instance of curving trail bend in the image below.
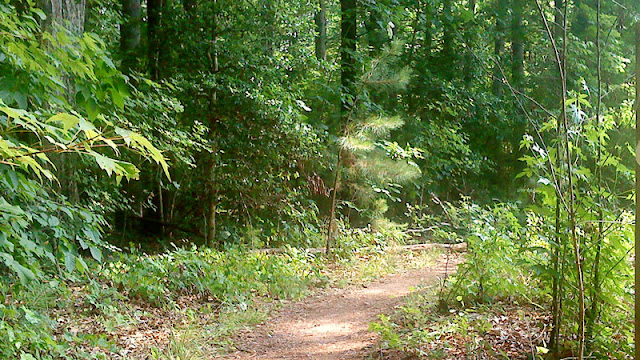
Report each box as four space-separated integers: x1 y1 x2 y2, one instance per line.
224 254 458 360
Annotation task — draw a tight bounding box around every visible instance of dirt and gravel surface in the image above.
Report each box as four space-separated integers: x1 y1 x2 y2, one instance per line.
224 253 459 360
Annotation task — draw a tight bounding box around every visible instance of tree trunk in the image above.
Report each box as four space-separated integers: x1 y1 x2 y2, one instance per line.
585 0 603 347
548 0 565 355
147 0 163 79
120 0 141 73
315 0 327 61
327 0 357 255
207 160 217 246
511 0 524 89
41 0 86 35
205 0 220 247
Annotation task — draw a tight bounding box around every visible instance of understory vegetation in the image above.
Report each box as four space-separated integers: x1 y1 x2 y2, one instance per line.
0 229 422 359
371 201 633 359
0 0 638 358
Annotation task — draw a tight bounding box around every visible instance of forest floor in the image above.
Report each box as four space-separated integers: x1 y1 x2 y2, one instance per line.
222 252 461 360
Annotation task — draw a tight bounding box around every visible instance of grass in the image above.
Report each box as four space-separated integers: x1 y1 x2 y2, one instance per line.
149 303 272 359
143 244 443 359
2 226 443 360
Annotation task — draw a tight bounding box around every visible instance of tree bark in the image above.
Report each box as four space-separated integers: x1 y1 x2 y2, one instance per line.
463 0 476 84
548 0 564 355
147 0 163 79
206 0 219 247
42 0 86 35
315 0 327 61
120 0 141 73
511 0 524 89
585 0 603 347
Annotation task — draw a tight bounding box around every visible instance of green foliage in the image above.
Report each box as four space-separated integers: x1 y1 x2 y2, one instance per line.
445 202 540 303
330 221 406 258
0 167 108 282
0 303 68 360
0 3 169 281
102 246 321 307
370 290 548 359
0 280 114 360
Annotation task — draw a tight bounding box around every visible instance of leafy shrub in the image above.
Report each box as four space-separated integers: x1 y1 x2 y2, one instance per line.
0 303 67 360
0 280 113 360
0 168 107 283
331 220 407 259
445 202 538 303
0 3 167 282
102 246 321 307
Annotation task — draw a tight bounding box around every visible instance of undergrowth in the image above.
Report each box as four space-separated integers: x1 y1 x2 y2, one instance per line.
369 200 633 359
0 224 410 359
101 246 323 307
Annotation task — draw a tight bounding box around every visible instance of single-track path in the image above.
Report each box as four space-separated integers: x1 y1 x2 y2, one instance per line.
224 253 458 360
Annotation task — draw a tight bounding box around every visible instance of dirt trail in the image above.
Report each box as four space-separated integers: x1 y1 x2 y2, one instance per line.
224 254 458 360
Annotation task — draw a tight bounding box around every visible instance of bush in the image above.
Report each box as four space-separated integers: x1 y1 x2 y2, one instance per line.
445 202 541 304
101 246 321 307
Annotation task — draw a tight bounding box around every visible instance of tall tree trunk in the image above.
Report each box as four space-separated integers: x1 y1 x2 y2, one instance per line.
463 0 476 84
548 0 565 355
206 0 219 247
511 0 524 89
315 0 327 61
42 0 86 35
327 0 357 255
585 0 603 347
120 0 141 73
40 0 86 202
554 0 585 355
147 0 163 79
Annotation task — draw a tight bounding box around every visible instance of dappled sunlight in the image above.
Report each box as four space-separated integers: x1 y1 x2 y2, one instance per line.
224 255 459 360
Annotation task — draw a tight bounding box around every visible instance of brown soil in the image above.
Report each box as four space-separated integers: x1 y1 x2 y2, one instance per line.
224 254 458 360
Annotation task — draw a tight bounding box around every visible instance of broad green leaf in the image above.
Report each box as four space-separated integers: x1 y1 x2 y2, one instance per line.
64 251 76 273
89 246 102 262
48 113 79 131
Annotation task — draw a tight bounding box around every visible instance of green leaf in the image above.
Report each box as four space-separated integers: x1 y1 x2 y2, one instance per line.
22 308 40 325
75 256 88 273
111 88 125 109
91 151 117 176
48 113 79 131
20 353 37 360
64 251 76 273
89 246 102 262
